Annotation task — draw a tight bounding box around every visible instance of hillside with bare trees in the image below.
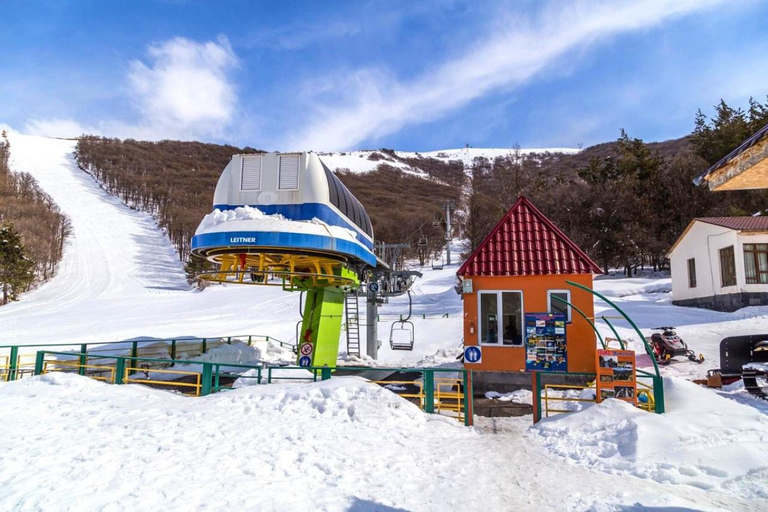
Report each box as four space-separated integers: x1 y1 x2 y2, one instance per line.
0 131 71 303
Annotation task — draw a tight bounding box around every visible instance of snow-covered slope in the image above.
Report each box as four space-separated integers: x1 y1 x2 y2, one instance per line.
318 146 579 175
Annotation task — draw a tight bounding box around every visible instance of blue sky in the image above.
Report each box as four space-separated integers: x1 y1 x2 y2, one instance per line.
1 0 767 151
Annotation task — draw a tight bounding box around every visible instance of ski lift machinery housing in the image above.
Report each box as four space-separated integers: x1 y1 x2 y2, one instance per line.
191 152 379 367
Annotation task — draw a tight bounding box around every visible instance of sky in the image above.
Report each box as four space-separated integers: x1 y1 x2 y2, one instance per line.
1 0 767 152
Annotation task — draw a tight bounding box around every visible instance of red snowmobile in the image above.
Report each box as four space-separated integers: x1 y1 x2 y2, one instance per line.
648 327 704 365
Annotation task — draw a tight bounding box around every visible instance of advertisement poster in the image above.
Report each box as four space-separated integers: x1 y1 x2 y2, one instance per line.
595 349 637 405
525 313 567 372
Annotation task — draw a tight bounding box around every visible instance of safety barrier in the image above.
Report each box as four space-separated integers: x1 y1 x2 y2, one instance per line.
542 383 596 418
434 378 465 422
29 350 474 425
42 360 116 383
532 370 664 423
0 334 296 383
372 380 425 409
125 367 202 396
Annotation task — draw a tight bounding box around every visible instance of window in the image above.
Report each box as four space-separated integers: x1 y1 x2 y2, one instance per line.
547 290 571 322
719 246 736 287
278 154 300 190
240 155 262 191
479 291 523 346
744 243 768 284
687 258 697 288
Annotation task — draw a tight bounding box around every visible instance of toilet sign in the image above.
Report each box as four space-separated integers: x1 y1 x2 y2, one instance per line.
464 346 482 364
299 343 314 356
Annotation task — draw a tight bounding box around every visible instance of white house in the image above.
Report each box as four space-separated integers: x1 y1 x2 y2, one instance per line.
668 217 768 311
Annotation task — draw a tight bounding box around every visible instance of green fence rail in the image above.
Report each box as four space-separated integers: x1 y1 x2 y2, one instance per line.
31 350 474 426
0 334 296 382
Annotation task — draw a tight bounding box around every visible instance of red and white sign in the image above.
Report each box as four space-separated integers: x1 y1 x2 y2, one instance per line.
299 343 314 356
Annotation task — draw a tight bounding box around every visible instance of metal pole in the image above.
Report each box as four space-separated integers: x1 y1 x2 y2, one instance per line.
443 201 454 265
366 292 378 360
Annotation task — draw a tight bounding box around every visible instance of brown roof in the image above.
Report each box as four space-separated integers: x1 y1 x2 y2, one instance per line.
667 216 768 256
695 216 768 231
457 196 603 277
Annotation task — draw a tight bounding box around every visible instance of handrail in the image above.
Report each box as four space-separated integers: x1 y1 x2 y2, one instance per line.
31 350 474 425
0 333 295 351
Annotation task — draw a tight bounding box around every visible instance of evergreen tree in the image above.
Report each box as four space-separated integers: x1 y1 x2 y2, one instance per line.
692 97 768 165
0 224 35 304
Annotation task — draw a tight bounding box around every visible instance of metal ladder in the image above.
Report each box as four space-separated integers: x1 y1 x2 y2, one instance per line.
345 293 361 357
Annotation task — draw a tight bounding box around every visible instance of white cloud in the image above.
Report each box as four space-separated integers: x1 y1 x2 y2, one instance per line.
127 36 238 138
24 36 238 142
23 118 99 139
288 0 726 151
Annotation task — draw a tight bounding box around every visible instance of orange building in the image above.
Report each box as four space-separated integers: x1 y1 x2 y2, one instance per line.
458 197 602 384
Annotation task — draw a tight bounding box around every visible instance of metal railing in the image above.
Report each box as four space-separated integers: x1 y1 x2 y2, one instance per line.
30 350 474 425
542 383 596 418
532 370 664 423
0 334 295 382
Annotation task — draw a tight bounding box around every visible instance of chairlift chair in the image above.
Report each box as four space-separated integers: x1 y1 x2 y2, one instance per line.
418 235 428 247
389 290 415 351
431 257 444 270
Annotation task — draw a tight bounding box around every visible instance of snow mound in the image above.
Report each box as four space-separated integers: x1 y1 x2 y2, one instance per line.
224 377 428 424
196 205 283 232
531 377 768 496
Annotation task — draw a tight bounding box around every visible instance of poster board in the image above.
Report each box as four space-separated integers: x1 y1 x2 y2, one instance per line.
595 349 637 405
525 313 567 372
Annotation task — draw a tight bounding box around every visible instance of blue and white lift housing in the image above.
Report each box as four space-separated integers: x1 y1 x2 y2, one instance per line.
191 152 377 268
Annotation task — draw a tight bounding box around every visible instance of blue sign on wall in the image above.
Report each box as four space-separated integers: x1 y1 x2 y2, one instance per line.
525 313 567 372
298 356 312 367
464 346 482 364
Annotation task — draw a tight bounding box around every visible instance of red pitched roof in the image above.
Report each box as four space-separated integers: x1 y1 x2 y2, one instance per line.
457 196 603 277
695 216 768 231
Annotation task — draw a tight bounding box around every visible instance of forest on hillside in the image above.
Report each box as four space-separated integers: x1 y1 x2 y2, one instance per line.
464 97 768 274
0 131 71 303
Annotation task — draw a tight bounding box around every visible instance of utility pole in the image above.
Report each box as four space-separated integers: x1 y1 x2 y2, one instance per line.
440 200 455 265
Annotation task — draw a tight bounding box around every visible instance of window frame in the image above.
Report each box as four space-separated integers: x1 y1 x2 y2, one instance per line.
719 245 737 288
744 243 768 285
687 258 697 288
477 290 525 347
240 155 262 191
547 290 572 323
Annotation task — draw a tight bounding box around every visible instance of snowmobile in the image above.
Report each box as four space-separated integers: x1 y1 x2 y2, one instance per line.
741 341 768 399
647 327 704 365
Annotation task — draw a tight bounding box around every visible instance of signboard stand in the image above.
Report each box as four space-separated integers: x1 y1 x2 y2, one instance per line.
595 349 637 405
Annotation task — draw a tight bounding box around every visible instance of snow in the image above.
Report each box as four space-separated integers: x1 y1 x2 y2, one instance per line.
1 373 762 511
195 204 286 230
195 205 362 244
532 377 768 498
485 389 532 404
318 147 580 175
